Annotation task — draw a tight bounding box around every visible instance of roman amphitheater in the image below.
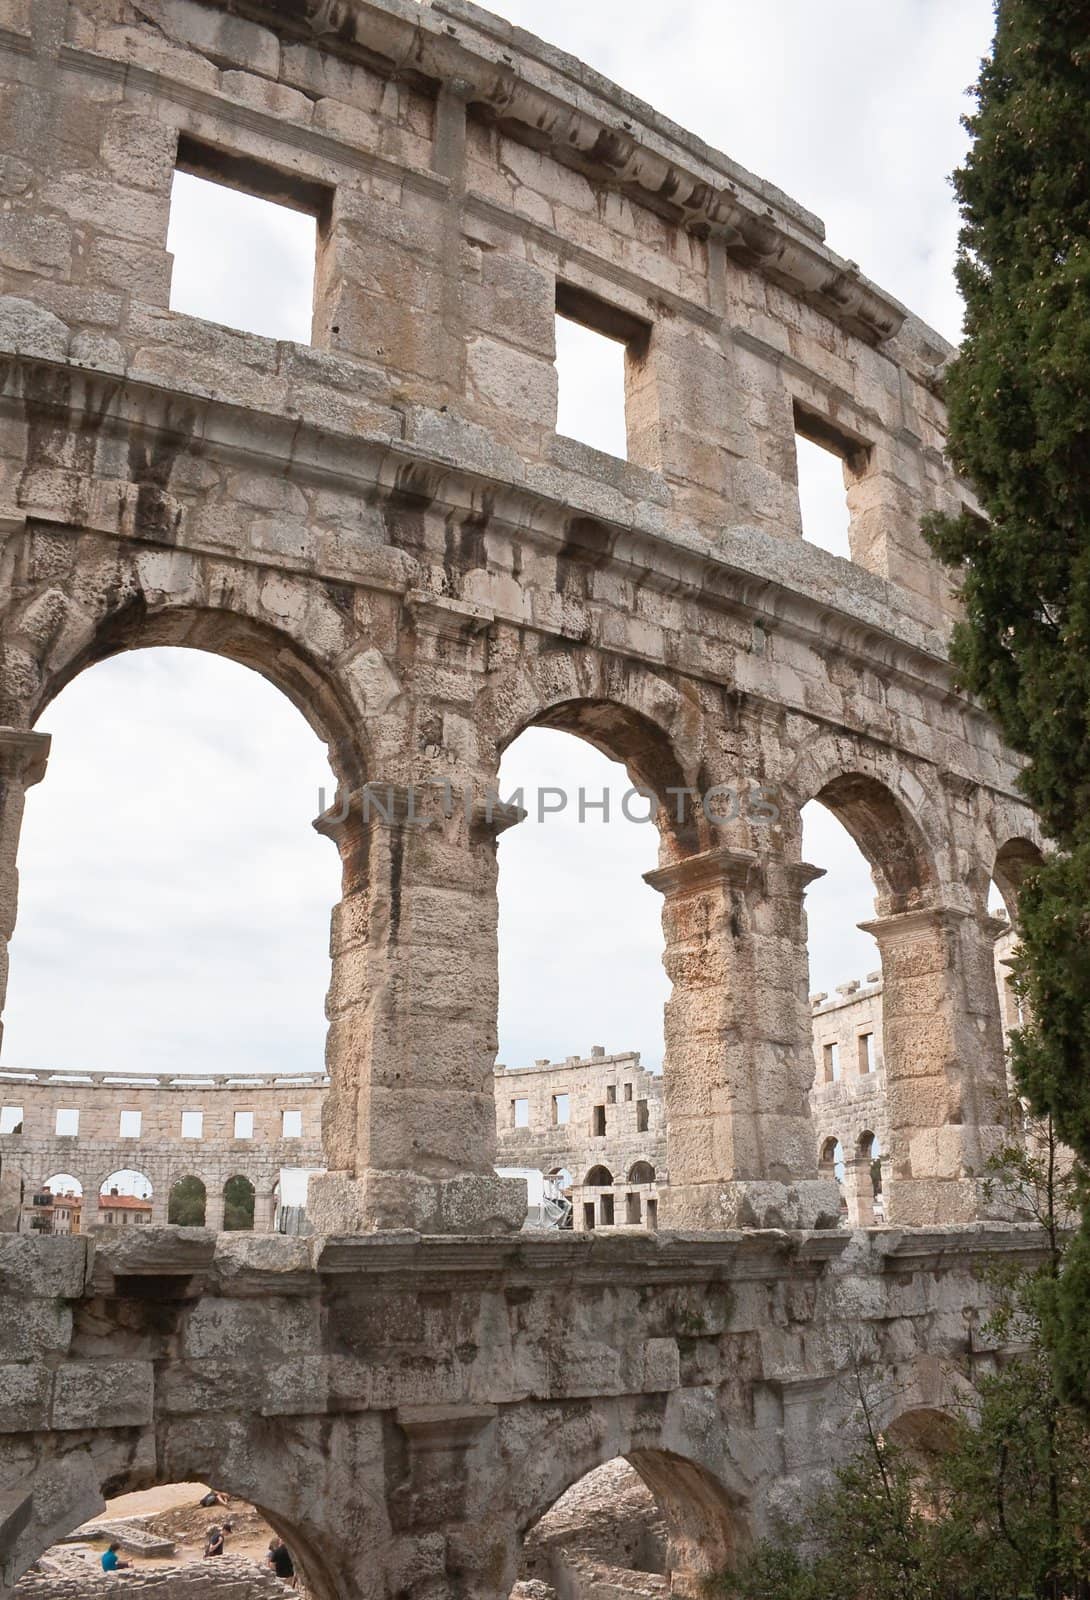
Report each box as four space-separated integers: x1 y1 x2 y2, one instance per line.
0 0 1051 1596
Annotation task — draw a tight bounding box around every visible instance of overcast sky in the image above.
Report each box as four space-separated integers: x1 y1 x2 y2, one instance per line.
3 1 997 1080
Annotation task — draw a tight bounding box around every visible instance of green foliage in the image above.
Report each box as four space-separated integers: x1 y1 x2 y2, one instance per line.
710 1123 1090 1600
167 1174 206 1227
223 1175 255 1231
920 0 1090 1398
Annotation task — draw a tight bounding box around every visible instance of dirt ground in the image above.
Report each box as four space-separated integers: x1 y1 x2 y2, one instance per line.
78 1484 278 1570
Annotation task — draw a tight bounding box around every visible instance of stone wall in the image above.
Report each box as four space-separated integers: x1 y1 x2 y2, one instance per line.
0 0 1044 1237
0 1070 326 1230
0 1225 1047 1600
495 1052 665 1231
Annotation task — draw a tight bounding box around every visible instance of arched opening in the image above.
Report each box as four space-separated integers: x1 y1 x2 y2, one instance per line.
819 1136 846 1197
10 1468 328 1600
801 771 936 1224
168 1175 207 1227
515 1450 748 1597
989 840 1044 1063
882 1407 961 1519
497 714 681 1076
852 1129 884 1224
99 1170 153 1226
628 1160 655 1184
27 1172 82 1235
583 1165 613 1187
223 1174 255 1231
6 644 344 1078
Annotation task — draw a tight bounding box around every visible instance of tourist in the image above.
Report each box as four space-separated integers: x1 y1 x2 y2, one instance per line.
100 1544 130 1573
266 1538 296 1585
204 1525 225 1558
198 1490 230 1509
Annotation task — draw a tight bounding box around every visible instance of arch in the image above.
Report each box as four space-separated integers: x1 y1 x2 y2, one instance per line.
168 1174 207 1227
485 652 707 857
3 1425 347 1600
583 1165 613 1187
40 1171 81 1195
11 567 368 790
883 1405 960 1462
812 772 935 913
223 1173 255 1231
506 1402 754 1597
858 1130 877 1160
819 1137 840 1169
992 836 1045 925
627 1160 656 1184
784 739 943 914
98 1170 153 1227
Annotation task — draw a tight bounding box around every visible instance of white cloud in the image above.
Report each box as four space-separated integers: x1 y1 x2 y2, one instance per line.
5 2 996 1075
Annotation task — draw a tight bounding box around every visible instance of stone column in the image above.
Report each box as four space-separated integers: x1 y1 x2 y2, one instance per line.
0 729 50 1049
842 1155 876 1227
149 1189 169 1226
860 905 1011 1224
646 847 840 1230
307 784 527 1235
205 1190 225 1232
253 1190 277 1232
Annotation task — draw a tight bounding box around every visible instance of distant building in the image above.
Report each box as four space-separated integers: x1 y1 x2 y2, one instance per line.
96 1189 152 1227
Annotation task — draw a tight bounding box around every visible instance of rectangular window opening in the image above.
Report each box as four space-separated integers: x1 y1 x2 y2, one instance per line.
823 1042 841 1084
636 1098 649 1133
793 404 870 561
554 284 649 461
0 1105 22 1134
55 1108 79 1137
282 1109 303 1139
599 1193 615 1226
858 1032 875 1075
606 1086 616 1105
119 1110 141 1139
623 1083 633 1102
168 136 330 345
553 1093 570 1126
181 1110 204 1140
234 1110 254 1140
626 1191 642 1225
583 1201 596 1231
646 1197 658 1231
511 1097 529 1129
592 1104 606 1138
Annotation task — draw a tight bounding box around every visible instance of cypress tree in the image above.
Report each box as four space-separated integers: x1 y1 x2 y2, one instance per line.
922 0 1090 1395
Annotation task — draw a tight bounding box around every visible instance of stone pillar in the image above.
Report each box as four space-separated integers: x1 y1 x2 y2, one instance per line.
861 905 1011 1224
205 1190 225 1232
646 847 840 1230
307 784 527 1235
0 729 50 1049
149 1189 169 1226
253 1190 277 1232
842 1155 876 1227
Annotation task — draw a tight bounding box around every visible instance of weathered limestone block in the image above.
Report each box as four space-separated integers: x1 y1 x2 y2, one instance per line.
50 1360 153 1431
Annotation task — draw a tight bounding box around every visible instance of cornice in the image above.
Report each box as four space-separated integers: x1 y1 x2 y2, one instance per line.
0 349 1031 810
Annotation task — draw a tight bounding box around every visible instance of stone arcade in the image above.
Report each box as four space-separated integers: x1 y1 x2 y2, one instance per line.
0 0 1048 1593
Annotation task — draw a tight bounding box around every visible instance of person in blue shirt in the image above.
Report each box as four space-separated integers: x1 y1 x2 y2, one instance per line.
100 1544 130 1573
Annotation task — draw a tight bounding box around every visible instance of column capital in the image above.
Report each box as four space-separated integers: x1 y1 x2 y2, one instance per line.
313 783 437 845
645 849 825 900
858 903 974 944
468 797 526 841
0 728 49 787
644 845 760 899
